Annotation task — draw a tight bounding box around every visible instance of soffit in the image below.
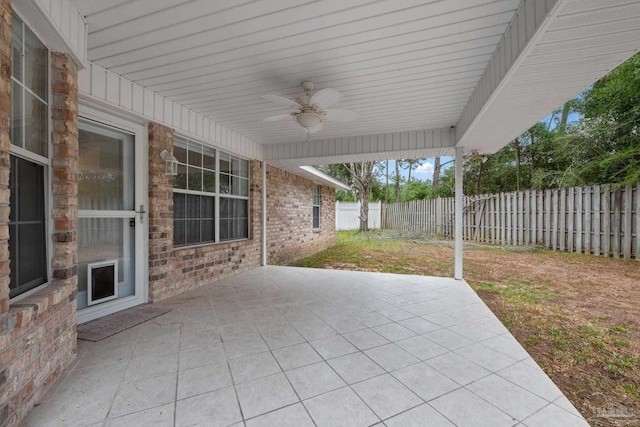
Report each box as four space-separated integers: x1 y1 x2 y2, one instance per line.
75 0 520 145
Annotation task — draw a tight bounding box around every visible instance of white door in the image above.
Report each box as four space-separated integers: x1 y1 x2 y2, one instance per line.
76 116 147 323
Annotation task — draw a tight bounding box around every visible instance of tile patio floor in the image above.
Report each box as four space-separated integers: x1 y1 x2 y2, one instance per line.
24 266 589 426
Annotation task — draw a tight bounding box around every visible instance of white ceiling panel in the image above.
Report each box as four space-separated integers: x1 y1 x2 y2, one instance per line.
75 0 519 145
74 0 640 159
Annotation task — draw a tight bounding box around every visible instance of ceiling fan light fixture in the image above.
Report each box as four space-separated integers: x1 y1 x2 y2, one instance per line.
295 112 322 129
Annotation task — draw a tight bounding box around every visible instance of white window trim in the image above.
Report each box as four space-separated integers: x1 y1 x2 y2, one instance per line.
172 136 250 248
312 184 321 230
8 15 52 300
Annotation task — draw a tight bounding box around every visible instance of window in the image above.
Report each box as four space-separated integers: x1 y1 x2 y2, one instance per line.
9 14 49 297
312 185 321 229
172 137 249 247
9 156 47 297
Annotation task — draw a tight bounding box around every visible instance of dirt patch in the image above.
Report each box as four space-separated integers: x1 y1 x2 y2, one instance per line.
292 231 640 426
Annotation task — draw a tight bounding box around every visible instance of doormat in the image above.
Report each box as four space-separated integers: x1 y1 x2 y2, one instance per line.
77 305 171 342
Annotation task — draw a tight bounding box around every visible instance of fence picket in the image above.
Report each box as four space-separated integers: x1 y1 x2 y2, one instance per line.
379 183 638 259
584 186 591 254
623 183 632 259
603 187 611 257
637 183 640 261
593 186 601 256
567 188 574 253
613 188 621 258
537 190 543 245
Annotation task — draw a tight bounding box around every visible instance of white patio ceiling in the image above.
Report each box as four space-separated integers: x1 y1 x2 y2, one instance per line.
73 0 640 166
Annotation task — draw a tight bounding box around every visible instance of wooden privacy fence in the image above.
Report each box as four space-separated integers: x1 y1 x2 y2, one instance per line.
382 183 639 259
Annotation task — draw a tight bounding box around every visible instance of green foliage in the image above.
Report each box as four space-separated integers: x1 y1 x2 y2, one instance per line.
321 53 640 201
465 52 640 194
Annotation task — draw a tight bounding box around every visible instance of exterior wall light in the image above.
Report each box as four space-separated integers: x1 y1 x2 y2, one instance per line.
160 149 179 175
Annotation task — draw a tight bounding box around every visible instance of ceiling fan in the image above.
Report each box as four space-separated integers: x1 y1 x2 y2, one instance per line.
262 81 357 141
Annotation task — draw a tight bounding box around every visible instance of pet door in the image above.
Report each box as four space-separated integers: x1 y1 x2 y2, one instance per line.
87 260 118 306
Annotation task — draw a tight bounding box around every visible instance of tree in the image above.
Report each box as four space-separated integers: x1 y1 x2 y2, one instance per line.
404 159 424 184
316 162 379 231
394 160 402 202
384 159 389 204
433 157 454 191
345 161 376 232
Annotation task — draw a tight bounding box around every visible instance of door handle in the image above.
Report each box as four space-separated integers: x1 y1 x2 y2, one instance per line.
135 205 146 224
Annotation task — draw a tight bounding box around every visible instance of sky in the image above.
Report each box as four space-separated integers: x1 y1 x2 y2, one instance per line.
378 158 450 182
377 105 583 182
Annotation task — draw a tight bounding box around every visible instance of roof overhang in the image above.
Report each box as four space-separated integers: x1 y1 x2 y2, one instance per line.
18 0 640 168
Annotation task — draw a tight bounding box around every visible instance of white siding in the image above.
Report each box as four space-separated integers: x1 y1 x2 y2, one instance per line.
79 61 262 160
264 127 455 165
32 0 87 66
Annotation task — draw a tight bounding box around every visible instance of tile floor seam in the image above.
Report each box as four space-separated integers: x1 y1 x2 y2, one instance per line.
300 385 382 427
461 382 537 423
494 364 563 403
222 334 247 423
103 336 138 422
172 323 182 427
377 400 438 425
262 322 320 425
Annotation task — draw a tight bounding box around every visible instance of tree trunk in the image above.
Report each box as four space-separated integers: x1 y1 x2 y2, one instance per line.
476 161 483 195
395 160 401 202
385 159 389 204
344 161 375 232
515 138 521 192
558 101 571 133
359 184 370 232
433 157 441 188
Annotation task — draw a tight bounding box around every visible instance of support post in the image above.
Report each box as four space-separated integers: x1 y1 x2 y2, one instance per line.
454 146 464 280
262 161 267 266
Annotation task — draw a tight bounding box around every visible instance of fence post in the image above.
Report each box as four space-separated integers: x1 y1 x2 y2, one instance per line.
594 186 601 256
603 186 610 257
636 183 640 259
584 186 591 255
623 183 632 259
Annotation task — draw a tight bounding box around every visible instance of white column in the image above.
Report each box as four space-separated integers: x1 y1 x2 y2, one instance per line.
262 161 267 266
454 146 464 280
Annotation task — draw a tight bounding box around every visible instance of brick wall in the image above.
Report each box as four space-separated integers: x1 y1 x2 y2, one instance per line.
0 0 11 329
147 125 264 302
147 127 335 302
0 52 79 427
266 165 336 265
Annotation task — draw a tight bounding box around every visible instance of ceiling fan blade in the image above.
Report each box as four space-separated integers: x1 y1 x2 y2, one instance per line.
262 94 302 109
323 108 358 123
310 88 343 109
263 113 295 122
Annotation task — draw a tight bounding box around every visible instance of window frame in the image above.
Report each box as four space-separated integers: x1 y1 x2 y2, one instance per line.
312 184 321 229
172 135 250 248
9 11 52 300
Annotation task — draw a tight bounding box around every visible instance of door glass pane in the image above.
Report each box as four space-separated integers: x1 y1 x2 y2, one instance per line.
77 218 135 310
79 124 135 210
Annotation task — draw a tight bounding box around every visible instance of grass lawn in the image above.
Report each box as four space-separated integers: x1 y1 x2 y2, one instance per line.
292 230 640 427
